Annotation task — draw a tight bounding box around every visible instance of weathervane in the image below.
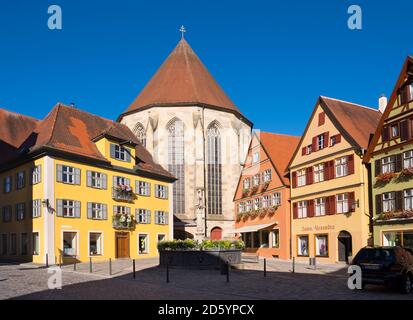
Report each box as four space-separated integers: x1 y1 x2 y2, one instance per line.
180 25 186 39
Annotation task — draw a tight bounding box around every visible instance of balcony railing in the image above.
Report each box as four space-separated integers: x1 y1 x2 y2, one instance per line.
112 186 135 202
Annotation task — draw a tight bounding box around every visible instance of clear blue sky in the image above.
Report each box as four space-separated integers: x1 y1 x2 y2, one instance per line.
0 0 412 136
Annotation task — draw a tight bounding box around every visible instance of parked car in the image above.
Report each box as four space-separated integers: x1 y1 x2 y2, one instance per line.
351 246 413 294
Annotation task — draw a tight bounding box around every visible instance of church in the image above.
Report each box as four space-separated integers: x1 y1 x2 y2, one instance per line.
118 34 252 240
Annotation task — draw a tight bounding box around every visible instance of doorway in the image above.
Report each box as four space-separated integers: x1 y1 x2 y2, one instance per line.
210 227 223 240
115 232 130 258
338 231 352 263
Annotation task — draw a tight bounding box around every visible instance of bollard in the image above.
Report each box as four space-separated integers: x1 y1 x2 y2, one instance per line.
89 257 92 273
313 257 317 270
264 258 267 277
292 257 295 273
166 263 170 283
226 262 229 283
46 253 49 268
74 261 76 271
133 259 136 279
109 258 112 276
59 255 62 268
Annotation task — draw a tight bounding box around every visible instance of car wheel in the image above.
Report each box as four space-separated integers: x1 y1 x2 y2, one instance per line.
400 274 412 294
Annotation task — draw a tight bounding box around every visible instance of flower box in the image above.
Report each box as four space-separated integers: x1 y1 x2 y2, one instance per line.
376 172 397 184
400 167 413 178
112 213 135 229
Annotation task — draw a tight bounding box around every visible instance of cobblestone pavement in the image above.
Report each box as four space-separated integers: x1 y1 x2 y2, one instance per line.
1 258 412 300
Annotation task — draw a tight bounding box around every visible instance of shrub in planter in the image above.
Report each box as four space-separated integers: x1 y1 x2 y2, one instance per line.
201 240 245 250
242 188 250 196
399 167 413 178
376 172 397 184
157 239 245 251
157 239 200 251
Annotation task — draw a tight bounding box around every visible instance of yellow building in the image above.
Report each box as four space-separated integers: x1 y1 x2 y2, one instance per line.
287 96 381 263
0 104 175 265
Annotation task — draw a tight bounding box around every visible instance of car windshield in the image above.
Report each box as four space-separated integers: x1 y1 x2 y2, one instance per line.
355 248 395 263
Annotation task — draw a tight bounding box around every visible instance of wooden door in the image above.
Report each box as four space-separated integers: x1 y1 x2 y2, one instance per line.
116 232 130 258
210 227 222 240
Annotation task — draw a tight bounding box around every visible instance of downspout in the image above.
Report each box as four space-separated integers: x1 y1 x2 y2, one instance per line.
202 106 208 238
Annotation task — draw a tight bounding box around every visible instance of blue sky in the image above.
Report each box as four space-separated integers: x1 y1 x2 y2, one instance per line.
0 0 412 136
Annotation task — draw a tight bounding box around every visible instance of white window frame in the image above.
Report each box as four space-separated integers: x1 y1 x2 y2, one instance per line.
137 209 151 224
32 231 40 256
252 152 260 164
382 192 395 213
238 202 245 213
317 134 325 150
155 211 168 225
246 201 252 212
403 150 413 169
91 203 104 220
404 189 413 211
155 184 168 199
315 198 326 216
254 198 260 210
16 171 25 189
138 233 149 255
263 169 272 183
297 235 309 256
335 157 348 177
88 231 103 257
62 200 76 218
314 163 325 183
271 193 281 206
315 234 329 257
114 145 128 161
381 156 395 173
243 178 250 189
31 165 41 185
4 176 12 193
62 166 75 184
137 181 151 196
298 201 308 218
32 200 41 218
253 174 260 186
62 230 79 257
297 169 306 187
336 193 349 214
262 196 269 208
114 206 128 215
90 171 105 189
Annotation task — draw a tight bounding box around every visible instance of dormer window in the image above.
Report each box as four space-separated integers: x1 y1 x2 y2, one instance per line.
110 144 131 162
252 152 260 164
317 134 325 150
391 124 399 138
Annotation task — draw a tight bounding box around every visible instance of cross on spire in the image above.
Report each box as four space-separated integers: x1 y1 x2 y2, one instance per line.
179 25 186 39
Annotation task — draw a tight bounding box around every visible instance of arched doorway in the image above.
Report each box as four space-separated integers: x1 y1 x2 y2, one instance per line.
338 231 352 263
210 227 222 240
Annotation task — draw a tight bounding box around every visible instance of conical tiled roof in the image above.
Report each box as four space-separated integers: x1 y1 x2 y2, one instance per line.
120 39 249 122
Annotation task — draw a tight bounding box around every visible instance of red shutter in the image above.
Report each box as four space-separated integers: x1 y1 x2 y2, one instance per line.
382 126 390 142
324 132 329 149
396 191 403 211
293 203 298 219
324 161 330 180
329 160 335 179
336 134 342 144
302 147 307 156
292 172 297 188
328 196 336 215
318 112 325 126
306 167 313 185
400 120 408 142
395 154 403 172
347 154 355 175
375 159 381 177
348 192 355 212
312 137 318 152
307 200 315 218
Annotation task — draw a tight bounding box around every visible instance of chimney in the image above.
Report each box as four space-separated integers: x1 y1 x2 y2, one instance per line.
70 102 76 108
378 94 387 113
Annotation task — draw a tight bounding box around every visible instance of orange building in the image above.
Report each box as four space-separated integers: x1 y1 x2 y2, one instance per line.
233 132 300 259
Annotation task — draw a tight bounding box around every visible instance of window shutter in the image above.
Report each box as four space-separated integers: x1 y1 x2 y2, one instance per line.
375 159 381 176
302 147 307 156
318 112 325 126
147 210 151 223
375 194 382 214
102 205 107 220
291 172 297 188
395 191 403 211
155 185 159 198
87 203 92 219
336 134 342 144
126 178 130 187
75 168 81 185
56 200 63 217
395 154 403 172
293 203 298 219
110 144 116 158
324 132 329 148
113 176 117 187
348 192 355 212
86 171 92 187
330 160 335 179
400 120 409 142
382 126 390 142
327 196 336 215
56 165 63 182
126 149 131 162
126 207 131 215
324 161 330 180
38 165 42 183
312 137 318 152
306 167 313 185
135 180 139 194
307 200 314 218
22 203 26 220
75 201 81 218
146 183 151 196
102 174 107 189
347 154 355 175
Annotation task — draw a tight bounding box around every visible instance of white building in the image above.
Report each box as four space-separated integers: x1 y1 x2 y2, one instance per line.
118 38 252 240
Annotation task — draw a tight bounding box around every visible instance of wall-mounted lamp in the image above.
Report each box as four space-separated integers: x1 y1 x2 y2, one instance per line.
42 199 50 208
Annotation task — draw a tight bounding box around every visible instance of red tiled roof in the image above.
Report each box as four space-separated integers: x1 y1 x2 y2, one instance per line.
120 39 249 122
259 132 301 184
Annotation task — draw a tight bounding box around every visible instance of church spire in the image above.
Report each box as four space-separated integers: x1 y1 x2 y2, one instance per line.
179 25 186 39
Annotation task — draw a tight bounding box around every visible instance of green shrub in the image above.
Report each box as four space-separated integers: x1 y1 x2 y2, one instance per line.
157 239 199 251
157 239 245 251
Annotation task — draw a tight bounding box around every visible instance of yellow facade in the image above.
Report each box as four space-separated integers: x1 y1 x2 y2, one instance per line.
0 137 173 265
289 102 371 264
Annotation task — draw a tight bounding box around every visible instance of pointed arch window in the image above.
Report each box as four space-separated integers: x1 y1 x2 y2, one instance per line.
168 119 185 214
133 123 146 147
207 123 222 215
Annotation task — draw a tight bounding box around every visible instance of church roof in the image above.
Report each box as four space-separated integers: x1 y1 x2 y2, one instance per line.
119 39 251 124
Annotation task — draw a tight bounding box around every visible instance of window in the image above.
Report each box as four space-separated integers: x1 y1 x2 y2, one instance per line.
157 234 166 243
254 198 260 210
57 165 80 185
383 231 413 249
32 233 39 255
112 144 130 162
263 169 272 183
336 193 349 214
63 232 78 256
243 178 250 190
31 165 41 185
138 234 148 254
2 206 12 222
313 163 324 183
317 134 325 150
252 232 260 248
315 235 329 257
207 123 222 215
155 211 168 225
155 185 168 199
382 192 395 213
297 235 309 256
261 230 269 248
297 169 306 187
315 198 326 216
404 189 413 211
271 193 281 206
298 201 308 218
21 233 28 255
253 174 260 186
89 233 102 256
252 152 260 164
262 195 270 208
136 181 151 196
335 157 348 177
271 230 279 248
87 171 107 189
391 124 399 138
57 200 81 218
238 202 245 213
16 171 25 189
16 203 25 221
306 145 312 155
3 176 12 193
32 200 41 218
114 206 129 215
404 150 413 169
168 119 185 214
87 203 107 220
1 234 8 255
381 156 395 173
330 135 340 146
246 201 252 212
10 234 17 255
137 209 151 224
133 123 146 147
